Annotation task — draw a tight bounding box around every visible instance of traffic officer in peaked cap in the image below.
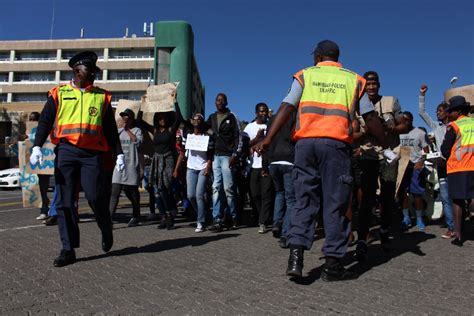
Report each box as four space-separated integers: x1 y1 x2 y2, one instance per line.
30 51 125 267
254 40 388 281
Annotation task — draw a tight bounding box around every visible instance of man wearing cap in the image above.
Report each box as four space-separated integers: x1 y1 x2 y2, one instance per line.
30 51 124 267
109 109 143 227
254 40 387 281
441 96 474 247
353 71 408 261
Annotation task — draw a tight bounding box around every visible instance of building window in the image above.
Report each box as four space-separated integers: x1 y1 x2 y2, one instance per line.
0 73 8 83
60 71 73 82
156 48 171 84
108 70 151 81
15 51 56 61
0 94 7 103
13 72 55 82
109 49 153 59
0 52 10 61
12 93 47 102
60 71 102 81
61 50 104 60
111 91 144 103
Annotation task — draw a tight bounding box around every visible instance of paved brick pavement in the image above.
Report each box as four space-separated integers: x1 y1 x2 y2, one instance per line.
1 189 473 315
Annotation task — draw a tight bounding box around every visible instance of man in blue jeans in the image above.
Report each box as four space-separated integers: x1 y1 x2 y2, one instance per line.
206 93 241 231
263 110 296 248
418 84 455 238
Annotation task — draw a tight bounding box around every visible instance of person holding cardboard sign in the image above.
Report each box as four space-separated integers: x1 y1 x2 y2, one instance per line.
139 104 183 230
31 51 123 267
181 113 214 232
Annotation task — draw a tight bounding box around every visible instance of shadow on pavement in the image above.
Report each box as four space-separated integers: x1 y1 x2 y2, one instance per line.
290 230 436 285
346 231 436 276
77 233 240 262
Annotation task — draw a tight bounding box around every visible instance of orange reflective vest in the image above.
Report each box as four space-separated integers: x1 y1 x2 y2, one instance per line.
292 61 365 144
447 115 474 174
49 82 111 152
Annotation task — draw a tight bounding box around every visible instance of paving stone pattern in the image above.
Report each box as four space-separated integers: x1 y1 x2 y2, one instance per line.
0 190 473 315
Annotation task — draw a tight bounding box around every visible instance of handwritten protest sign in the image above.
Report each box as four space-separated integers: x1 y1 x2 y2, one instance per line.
396 146 411 195
114 99 141 123
18 141 41 208
185 134 209 151
141 82 178 114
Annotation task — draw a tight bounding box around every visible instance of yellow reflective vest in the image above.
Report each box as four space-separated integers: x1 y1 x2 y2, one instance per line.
447 115 474 174
49 83 111 152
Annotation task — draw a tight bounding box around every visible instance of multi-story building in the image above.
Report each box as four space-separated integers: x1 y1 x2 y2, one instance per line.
0 21 205 169
0 36 154 107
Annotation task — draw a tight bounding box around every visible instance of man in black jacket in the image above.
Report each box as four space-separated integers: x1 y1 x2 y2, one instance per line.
206 93 241 231
263 110 296 248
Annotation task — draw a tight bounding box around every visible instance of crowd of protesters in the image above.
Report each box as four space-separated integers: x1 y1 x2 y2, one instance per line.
30 49 473 277
103 83 473 254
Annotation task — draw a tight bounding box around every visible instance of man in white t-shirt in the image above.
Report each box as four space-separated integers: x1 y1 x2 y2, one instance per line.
243 103 274 233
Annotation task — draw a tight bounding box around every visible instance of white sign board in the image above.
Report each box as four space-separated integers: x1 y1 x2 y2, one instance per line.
185 134 209 152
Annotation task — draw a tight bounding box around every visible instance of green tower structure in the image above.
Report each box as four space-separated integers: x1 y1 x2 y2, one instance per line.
154 21 205 119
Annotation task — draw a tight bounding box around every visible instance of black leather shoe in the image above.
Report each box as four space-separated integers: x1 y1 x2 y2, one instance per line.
42 216 57 226
158 219 167 229
279 236 289 249
379 229 391 252
355 241 368 262
272 223 282 239
53 249 76 267
166 217 175 230
101 226 113 253
321 262 358 282
286 246 304 277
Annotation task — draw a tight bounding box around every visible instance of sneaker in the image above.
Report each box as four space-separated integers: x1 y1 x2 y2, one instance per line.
400 217 411 232
195 222 204 233
416 218 425 231
258 224 266 234
208 222 223 232
441 230 455 239
355 240 368 262
127 217 139 227
36 214 48 220
232 218 239 230
321 262 358 282
42 216 57 226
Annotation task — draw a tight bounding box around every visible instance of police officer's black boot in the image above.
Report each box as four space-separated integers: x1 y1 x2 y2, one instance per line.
53 249 76 267
321 256 358 282
286 245 304 277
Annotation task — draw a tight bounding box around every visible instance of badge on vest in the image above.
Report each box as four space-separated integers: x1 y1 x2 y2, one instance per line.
89 107 99 117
